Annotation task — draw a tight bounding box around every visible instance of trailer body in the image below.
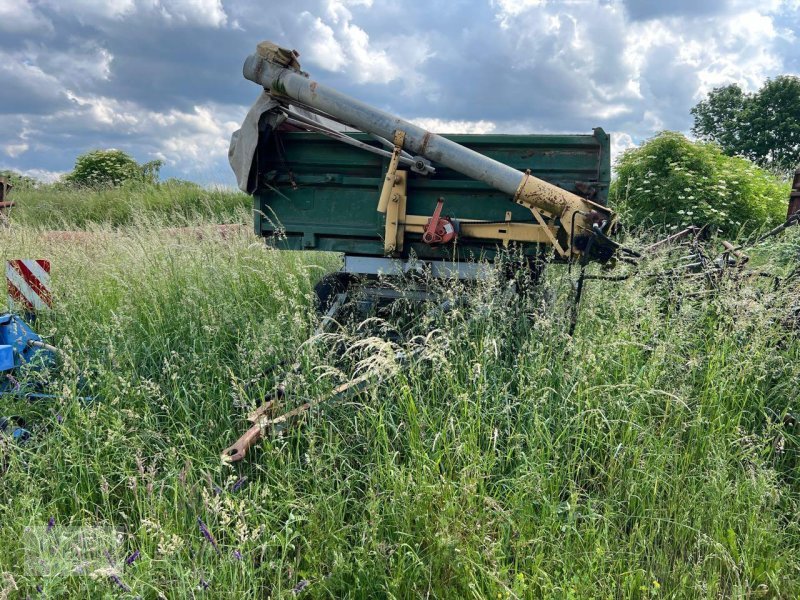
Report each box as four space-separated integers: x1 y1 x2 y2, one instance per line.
254 129 610 262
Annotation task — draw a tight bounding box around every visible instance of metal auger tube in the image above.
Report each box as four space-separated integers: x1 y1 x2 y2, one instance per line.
243 53 523 194
243 43 614 254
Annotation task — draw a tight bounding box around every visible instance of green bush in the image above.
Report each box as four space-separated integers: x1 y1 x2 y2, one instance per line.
611 132 789 235
64 149 162 187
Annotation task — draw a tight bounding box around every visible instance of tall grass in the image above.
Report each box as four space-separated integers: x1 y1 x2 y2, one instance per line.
0 217 798 598
8 181 250 228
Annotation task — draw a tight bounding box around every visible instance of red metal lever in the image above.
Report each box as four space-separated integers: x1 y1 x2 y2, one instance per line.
423 198 457 245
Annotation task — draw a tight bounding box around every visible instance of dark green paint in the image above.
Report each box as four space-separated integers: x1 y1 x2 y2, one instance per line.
254 129 610 261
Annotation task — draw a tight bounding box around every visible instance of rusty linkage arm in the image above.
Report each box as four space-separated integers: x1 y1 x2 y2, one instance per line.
756 209 800 244
222 373 374 464
222 346 421 464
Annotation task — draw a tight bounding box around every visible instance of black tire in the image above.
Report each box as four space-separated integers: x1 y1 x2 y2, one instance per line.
313 272 356 313
501 249 547 290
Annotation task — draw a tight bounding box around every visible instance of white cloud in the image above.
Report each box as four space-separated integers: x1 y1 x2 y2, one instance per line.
324 0 373 24
696 11 782 93
340 22 397 84
409 118 497 134
38 0 227 27
610 132 636 166
0 44 116 121
35 92 244 172
618 7 784 103
299 13 349 71
489 0 794 141
292 3 431 87
20 168 66 183
40 0 136 20
4 143 29 158
492 0 547 26
42 45 115 86
63 93 138 128
153 0 228 27
155 105 242 170
0 0 52 32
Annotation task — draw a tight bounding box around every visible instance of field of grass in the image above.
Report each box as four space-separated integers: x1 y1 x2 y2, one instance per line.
7 182 249 229
0 213 798 598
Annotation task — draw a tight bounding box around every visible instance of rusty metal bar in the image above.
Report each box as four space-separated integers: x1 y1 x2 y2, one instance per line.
643 226 701 252
789 168 800 219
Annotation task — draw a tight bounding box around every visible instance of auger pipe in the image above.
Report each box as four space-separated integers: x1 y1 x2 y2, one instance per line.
243 43 613 251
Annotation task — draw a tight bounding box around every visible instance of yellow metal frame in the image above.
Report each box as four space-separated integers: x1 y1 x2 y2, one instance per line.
377 133 566 256
380 181 560 255
528 206 567 257
383 170 408 254
402 214 557 246
377 130 406 214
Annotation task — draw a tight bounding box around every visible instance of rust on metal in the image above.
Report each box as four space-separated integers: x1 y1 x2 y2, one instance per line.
512 172 615 258
0 177 11 203
528 205 567 256
0 177 14 225
222 372 374 464
721 240 749 265
419 131 433 156
574 181 597 200
789 168 800 218
644 226 701 252
401 214 557 245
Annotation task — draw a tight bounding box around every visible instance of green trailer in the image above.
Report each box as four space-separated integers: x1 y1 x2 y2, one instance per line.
223 43 620 462
252 128 611 274
231 41 618 281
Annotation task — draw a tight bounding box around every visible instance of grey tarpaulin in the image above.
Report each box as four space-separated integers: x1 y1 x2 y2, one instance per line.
229 91 349 193
228 91 283 194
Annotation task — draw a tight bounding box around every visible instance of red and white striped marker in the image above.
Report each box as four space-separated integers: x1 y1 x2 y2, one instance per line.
6 259 51 312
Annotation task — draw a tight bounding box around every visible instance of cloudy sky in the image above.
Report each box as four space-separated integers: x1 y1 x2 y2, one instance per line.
1 0 798 185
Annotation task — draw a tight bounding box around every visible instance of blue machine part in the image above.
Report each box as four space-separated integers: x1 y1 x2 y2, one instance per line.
0 416 30 442
0 315 61 445
0 313 55 372
0 345 13 371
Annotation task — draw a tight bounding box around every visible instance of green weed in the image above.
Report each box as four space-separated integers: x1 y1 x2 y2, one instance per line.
7 181 249 229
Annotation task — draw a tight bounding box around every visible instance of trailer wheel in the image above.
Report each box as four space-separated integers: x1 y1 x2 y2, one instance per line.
502 251 546 290
313 272 356 312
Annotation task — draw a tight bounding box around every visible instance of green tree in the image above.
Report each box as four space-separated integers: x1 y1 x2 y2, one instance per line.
65 149 163 187
610 131 789 235
691 76 800 175
140 159 163 184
